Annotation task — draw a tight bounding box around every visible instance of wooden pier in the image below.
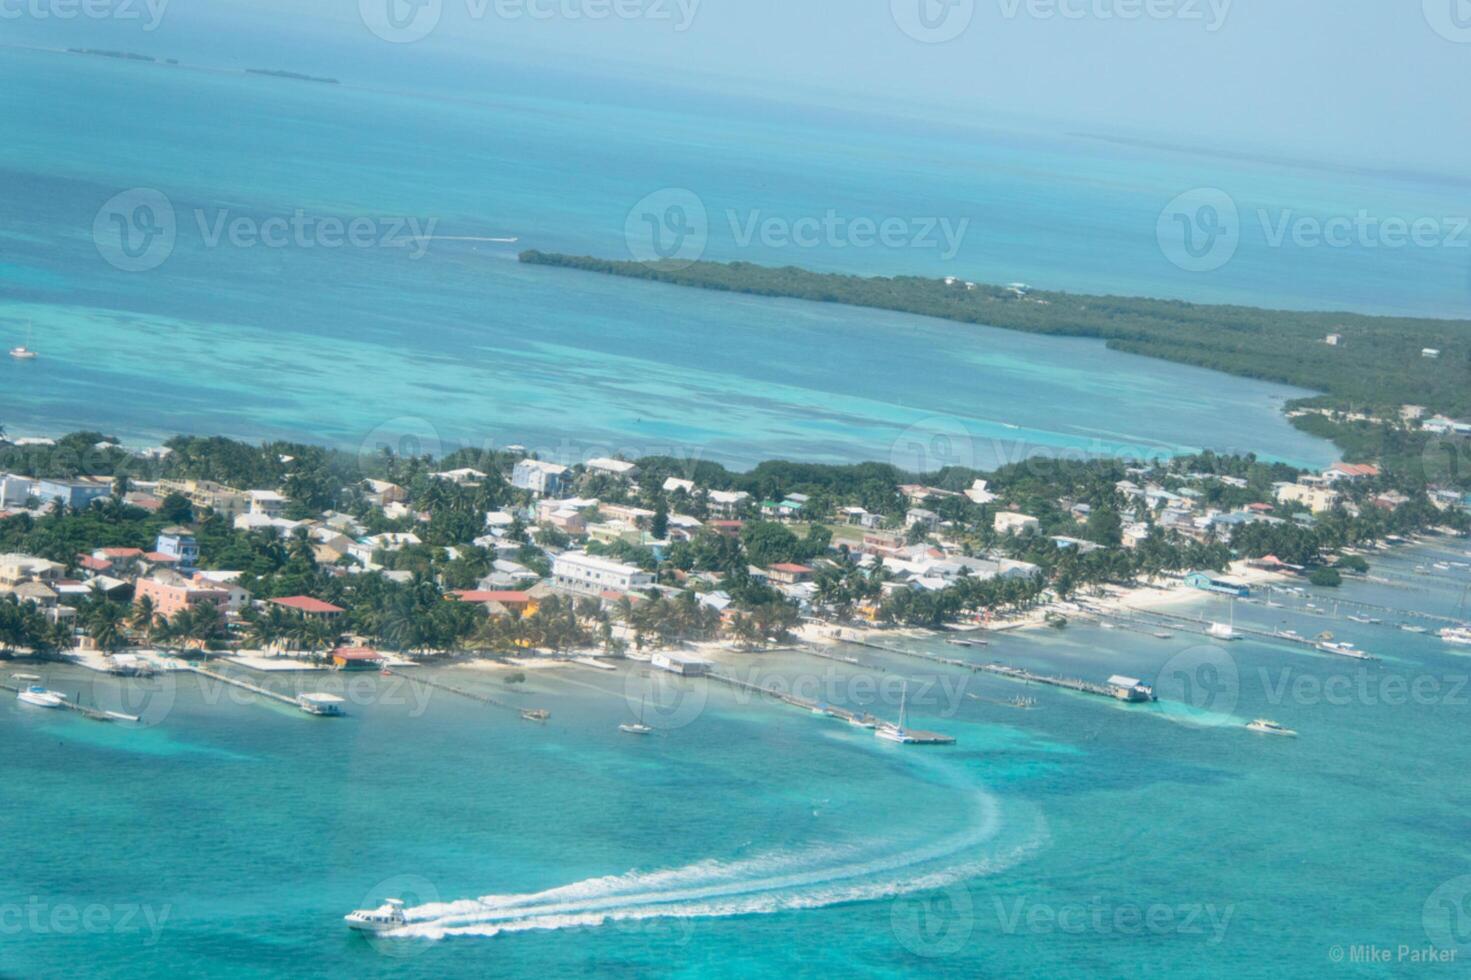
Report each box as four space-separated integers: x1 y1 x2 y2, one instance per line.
183 665 303 708
705 670 954 744
826 635 1155 703
1 678 133 723
380 668 550 723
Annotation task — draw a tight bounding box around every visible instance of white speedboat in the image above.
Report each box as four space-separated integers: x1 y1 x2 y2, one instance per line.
345 899 406 934
16 685 65 709
619 722 654 735
8 346 36 360
1247 719 1297 737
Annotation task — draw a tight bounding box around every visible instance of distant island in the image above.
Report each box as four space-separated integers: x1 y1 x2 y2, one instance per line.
67 49 156 62
245 69 340 85
519 252 1471 425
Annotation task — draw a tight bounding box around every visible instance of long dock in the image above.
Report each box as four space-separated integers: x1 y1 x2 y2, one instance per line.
381 668 550 723
705 670 954 744
184 665 302 708
1 678 133 723
820 636 1154 703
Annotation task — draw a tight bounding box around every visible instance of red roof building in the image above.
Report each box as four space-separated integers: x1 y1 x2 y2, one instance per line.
270 595 346 618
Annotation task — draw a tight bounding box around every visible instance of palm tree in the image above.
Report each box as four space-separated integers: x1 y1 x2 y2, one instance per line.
86 600 128 655
130 595 156 645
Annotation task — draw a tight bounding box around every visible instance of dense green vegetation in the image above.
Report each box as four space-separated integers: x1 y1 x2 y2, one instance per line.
520 251 1471 419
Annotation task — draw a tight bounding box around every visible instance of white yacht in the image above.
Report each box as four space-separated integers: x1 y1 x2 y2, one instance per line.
344 898 407 934
1439 627 1471 647
1246 719 1297 737
16 685 66 709
620 696 654 734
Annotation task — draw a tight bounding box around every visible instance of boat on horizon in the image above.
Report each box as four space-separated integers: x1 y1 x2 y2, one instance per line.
344 898 406 934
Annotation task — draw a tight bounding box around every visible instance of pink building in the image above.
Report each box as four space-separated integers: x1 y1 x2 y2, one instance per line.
134 574 231 619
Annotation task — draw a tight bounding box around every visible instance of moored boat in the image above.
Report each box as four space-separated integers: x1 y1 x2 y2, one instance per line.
16 685 66 709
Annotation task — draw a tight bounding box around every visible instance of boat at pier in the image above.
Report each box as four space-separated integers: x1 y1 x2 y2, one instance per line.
1439 627 1471 646
17 685 66 709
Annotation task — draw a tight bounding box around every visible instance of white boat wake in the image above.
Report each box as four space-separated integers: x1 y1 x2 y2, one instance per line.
392 773 1042 941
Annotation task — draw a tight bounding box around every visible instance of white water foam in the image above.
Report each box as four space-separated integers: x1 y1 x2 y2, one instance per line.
393 766 1043 942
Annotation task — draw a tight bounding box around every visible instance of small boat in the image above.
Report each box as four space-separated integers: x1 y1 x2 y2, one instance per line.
520 708 550 722
847 713 878 729
1246 719 1297 737
620 696 652 734
1316 640 1375 661
875 681 918 743
16 685 66 709
1005 695 1038 709
1207 622 1237 640
1439 627 1471 647
9 320 37 359
344 899 407 934
1400 624 1429 634
1348 615 1373 624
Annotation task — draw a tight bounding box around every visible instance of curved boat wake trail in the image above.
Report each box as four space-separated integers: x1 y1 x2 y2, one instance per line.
395 770 1044 941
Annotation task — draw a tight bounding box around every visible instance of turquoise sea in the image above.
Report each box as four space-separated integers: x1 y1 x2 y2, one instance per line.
20 41 1471 469
5 540 1471 978
5 40 1471 979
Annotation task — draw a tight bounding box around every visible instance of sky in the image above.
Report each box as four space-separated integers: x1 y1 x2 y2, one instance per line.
7 0 1470 174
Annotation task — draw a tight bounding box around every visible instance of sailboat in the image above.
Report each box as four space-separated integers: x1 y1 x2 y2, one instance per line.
875 681 918 743
619 695 653 735
1208 599 1239 640
9 321 37 360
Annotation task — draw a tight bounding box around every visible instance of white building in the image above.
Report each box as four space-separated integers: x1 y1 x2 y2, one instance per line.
652 652 712 676
0 474 36 507
552 551 654 596
663 477 696 495
993 512 1040 536
247 489 289 517
707 490 751 518
512 459 569 497
586 458 639 480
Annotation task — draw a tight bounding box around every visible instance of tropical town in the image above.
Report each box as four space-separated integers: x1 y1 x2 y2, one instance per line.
1 423 1467 703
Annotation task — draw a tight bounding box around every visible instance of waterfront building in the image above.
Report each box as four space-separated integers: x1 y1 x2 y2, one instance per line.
551 551 654 596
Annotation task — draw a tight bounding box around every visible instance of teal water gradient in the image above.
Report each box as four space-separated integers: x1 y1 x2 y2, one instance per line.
5 540 1471 977
0 47 1369 468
